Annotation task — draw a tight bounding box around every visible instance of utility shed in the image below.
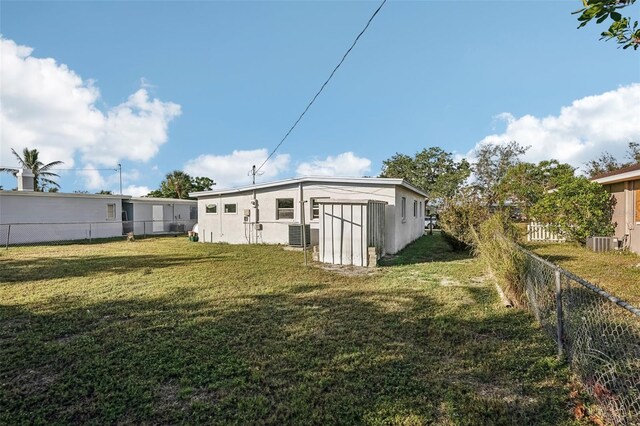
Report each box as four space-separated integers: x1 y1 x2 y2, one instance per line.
317 199 386 267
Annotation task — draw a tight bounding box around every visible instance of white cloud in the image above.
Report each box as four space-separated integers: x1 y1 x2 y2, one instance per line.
296 152 371 177
184 148 290 188
471 84 640 170
0 37 181 171
77 165 106 190
121 185 151 197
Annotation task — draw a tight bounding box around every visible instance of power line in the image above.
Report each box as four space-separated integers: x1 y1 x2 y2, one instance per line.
0 166 118 171
254 0 387 177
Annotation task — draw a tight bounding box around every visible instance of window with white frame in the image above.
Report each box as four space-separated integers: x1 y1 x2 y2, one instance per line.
276 198 294 220
419 201 423 216
206 204 217 214
401 197 406 222
107 203 116 220
224 203 237 214
311 197 328 220
413 200 417 217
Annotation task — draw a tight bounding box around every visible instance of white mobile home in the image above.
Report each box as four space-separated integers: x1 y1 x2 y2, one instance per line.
189 177 427 264
0 191 128 245
122 197 197 236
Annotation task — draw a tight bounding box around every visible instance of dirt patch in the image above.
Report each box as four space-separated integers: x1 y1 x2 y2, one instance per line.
316 263 379 277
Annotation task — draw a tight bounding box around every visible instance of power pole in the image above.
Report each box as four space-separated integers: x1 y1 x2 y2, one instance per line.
117 163 122 195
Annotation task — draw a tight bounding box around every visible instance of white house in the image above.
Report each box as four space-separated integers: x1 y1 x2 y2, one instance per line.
122 197 197 236
189 177 427 261
0 170 197 245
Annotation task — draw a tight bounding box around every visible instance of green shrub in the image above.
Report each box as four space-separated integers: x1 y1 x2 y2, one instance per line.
531 176 615 244
439 189 489 249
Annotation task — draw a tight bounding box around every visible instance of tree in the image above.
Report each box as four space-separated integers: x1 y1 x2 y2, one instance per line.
380 147 471 205
531 176 615 244
627 141 640 162
574 0 639 50
147 171 215 199
497 160 575 218
0 148 64 191
190 176 215 193
584 142 640 177
472 141 529 206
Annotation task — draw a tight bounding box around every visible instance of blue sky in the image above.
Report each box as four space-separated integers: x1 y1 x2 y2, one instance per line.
1 1 639 194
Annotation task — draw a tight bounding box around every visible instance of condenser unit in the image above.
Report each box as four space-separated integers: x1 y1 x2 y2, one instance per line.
288 224 311 247
586 236 619 252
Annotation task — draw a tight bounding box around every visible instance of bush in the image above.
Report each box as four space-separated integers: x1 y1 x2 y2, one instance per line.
476 214 527 307
531 176 615 244
439 189 489 249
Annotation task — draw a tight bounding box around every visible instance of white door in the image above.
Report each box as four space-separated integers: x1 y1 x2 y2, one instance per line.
152 205 164 232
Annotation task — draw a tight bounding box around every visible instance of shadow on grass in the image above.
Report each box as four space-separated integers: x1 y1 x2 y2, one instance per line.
1 282 575 425
379 232 472 267
0 254 221 284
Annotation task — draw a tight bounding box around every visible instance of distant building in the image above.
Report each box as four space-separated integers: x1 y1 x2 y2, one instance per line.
0 169 196 245
592 164 640 254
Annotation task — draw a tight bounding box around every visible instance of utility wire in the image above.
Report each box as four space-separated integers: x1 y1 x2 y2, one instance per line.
0 166 118 171
255 0 387 176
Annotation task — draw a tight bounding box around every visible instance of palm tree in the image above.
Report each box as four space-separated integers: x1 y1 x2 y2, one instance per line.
0 148 64 191
161 170 192 199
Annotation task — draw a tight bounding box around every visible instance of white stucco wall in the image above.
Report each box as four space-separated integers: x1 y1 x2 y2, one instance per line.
124 199 197 235
0 192 125 244
195 180 425 254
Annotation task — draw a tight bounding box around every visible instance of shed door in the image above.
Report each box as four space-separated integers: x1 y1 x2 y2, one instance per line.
152 205 164 232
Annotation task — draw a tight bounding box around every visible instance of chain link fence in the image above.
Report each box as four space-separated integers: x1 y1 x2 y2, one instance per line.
0 220 197 248
520 246 640 425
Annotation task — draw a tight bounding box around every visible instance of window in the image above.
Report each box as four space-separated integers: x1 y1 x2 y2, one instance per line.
205 204 217 214
276 198 294 220
190 206 198 219
311 197 328 220
419 201 423 216
107 203 116 220
635 188 640 223
224 203 237 214
413 200 417 217
401 197 406 222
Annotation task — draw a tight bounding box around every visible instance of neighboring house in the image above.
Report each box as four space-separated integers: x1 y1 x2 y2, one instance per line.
123 197 197 235
592 164 640 254
0 190 128 244
189 176 427 262
0 170 197 245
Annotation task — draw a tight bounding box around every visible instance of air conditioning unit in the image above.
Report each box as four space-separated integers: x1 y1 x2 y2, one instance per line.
586 236 619 252
250 199 258 207
288 224 311 247
255 223 263 231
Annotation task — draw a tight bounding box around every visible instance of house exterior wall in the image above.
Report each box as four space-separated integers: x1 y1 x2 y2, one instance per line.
195 181 425 254
0 192 125 244
124 199 197 235
603 179 640 254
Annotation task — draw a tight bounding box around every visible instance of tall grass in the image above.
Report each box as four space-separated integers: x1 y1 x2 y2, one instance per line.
476 214 527 307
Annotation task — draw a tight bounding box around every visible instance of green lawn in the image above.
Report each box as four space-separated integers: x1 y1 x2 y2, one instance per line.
1 235 584 424
525 242 640 307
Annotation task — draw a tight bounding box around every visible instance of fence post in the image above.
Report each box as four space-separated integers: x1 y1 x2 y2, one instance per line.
555 268 564 359
89 223 92 243
5 225 11 249
143 222 146 238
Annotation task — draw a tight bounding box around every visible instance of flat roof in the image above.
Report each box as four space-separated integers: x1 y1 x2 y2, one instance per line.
0 190 131 200
189 176 428 198
592 163 640 185
127 197 196 204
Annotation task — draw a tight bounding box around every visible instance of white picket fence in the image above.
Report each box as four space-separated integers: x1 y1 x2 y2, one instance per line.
526 222 565 242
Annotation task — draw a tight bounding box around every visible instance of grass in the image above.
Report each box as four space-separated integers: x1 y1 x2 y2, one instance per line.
1 234 586 424
525 241 640 307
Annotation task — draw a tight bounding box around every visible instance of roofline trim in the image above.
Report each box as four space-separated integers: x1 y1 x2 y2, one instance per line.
189 176 428 198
